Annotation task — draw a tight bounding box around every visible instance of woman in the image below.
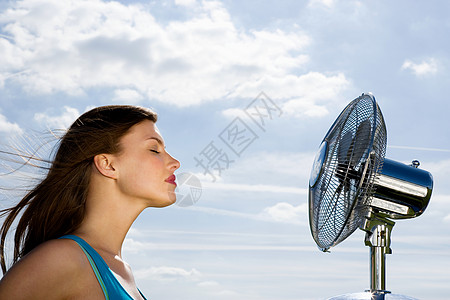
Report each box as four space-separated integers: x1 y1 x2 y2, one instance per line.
0 105 180 299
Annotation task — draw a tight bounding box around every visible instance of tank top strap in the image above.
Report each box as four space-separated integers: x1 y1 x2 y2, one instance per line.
59 235 147 300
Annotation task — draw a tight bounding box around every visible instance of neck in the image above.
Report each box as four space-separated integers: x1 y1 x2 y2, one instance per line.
73 172 146 257
74 205 143 258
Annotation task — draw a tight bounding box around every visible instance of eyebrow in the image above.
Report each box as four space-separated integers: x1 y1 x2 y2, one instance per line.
147 137 165 148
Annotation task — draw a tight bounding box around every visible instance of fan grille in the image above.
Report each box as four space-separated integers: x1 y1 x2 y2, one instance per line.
309 94 387 251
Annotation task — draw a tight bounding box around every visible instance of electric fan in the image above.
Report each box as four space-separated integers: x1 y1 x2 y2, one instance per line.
309 93 433 300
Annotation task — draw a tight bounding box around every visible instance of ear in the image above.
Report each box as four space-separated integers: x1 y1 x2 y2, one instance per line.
93 154 117 179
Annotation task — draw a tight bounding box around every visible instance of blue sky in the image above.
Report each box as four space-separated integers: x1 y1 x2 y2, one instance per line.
1 0 449 299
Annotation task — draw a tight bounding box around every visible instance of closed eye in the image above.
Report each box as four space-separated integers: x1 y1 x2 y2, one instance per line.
150 149 160 154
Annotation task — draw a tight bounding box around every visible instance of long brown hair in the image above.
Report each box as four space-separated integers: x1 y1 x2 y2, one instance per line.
0 105 157 274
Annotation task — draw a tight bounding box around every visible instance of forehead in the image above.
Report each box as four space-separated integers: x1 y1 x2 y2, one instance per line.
120 120 164 144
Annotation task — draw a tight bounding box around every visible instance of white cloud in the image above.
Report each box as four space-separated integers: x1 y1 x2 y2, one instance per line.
230 72 350 101
182 202 308 226
0 113 23 134
283 97 329 118
0 0 350 108
134 266 201 281
123 237 148 253
175 0 197 6
221 108 246 119
0 34 14 40
308 0 336 8
202 181 307 195
220 151 315 185
0 70 31 88
444 214 450 223
190 150 315 189
229 72 350 118
197 280 220 287
389 145 450 153
34 106 80 129
125 235 316 251
401 58 438 76
185 206 269 222
215 289 240 297
260 202 307 224
420 159 450 192
112 88 144 103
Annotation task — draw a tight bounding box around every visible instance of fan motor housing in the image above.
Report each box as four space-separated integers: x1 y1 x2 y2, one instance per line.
371 158 433 219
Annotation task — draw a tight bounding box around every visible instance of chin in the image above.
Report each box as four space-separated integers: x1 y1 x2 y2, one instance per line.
149 195 177 208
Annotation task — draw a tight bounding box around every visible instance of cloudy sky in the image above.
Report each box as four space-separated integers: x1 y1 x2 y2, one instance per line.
1 0 449 299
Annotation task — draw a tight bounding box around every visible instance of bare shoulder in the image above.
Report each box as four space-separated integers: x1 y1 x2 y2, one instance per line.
23 238 86 265
0 238 93 299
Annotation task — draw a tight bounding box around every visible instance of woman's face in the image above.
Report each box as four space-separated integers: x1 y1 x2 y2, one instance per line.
113 120 180 207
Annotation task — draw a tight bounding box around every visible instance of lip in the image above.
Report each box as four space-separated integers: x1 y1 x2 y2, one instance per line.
165 174 177 186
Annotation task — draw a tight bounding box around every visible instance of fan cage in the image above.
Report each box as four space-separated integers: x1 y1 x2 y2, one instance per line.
309 94 387 251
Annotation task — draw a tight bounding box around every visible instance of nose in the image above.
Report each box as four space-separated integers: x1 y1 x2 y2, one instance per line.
167 152 180 171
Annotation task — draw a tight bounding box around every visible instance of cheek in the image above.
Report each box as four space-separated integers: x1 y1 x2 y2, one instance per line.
116 155 154 186
131 156 165 186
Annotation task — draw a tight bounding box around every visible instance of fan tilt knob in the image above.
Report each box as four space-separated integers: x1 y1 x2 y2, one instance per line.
410 160 420 168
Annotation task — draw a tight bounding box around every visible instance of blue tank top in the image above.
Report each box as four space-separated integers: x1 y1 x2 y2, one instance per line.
59 235 147 300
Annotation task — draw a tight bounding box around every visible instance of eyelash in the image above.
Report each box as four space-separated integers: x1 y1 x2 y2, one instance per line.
150 149 160 154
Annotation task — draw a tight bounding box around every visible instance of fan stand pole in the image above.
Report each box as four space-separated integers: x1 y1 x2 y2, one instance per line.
362 210 395 299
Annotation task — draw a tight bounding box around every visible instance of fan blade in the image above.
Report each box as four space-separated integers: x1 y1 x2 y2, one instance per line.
338 131 353 164
350 120 371 167
318 181 345 234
